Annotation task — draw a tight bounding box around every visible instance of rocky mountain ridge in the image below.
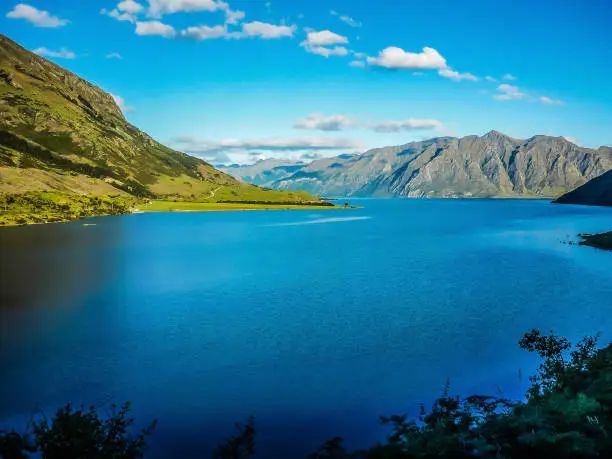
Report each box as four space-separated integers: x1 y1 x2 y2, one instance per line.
224 132 611 199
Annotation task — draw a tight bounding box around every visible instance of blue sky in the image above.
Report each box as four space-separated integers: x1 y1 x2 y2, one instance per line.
3 0 612 164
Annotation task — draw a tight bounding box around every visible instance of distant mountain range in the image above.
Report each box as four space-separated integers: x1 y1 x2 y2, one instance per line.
4 31 608 204
221 133 612 199
219 159 307 187
0 34 317 203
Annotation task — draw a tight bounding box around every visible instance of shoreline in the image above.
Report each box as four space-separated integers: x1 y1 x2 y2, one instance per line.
141 200 357 213
0 202 358 227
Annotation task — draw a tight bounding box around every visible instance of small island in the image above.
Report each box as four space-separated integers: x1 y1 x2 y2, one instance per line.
579 231 612 251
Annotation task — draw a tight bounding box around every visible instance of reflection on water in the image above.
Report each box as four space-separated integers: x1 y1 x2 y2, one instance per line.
0 220 123 309
265 215 372 226
0 218 124 371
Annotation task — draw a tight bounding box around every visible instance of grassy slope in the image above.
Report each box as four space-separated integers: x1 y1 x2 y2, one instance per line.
0 192 342 226
0 166 127 195
0 191 137 225
0 34 321 205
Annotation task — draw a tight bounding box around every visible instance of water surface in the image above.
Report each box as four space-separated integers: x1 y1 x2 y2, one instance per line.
1 199 612 458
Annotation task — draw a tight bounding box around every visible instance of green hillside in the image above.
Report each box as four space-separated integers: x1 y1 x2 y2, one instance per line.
0 34 321 205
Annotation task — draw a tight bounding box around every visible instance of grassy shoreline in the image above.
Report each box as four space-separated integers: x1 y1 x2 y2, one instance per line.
141 200 350 213
0 192 353 227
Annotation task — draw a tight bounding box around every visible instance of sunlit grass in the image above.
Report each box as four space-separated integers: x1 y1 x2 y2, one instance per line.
142 200 345 212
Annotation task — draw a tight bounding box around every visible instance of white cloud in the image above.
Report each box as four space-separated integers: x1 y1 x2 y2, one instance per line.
174 136 360 151
293 114 443 133
110 93 135 113
438 68 479 81
106 52 124 59
330 10 361 27
353 51 366 59
502 73 517 81
101 8 137 22
349 60 365 68
179 20 295 40
33 47 76 59
485 76 498 82
294 114 354 131
238 21 296 39
225 9 245 25
135 20 176 37
301 30 348 46
370 119 443 133
118 0 144 13
366 46 447 69
492 84 565 105
147 0 228 16
493 84 526 101
181 24 227 39
304 45 349 57
174 135 363 164
300 30 349 58
539 96 565 105
6 4 68 27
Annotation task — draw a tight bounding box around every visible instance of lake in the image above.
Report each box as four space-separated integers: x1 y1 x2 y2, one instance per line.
1 199 612 458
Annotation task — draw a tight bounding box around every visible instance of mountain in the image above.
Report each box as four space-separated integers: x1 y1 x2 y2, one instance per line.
218 159 306 187
0 34 317 203
554 170 612 207
267 132 611 198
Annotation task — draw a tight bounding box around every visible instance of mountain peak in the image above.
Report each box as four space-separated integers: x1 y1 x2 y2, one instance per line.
483 130 508 139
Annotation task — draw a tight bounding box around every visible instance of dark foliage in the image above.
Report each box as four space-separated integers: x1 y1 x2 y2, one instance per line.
212 416 256 459
2 330 611 459
0 403 155 459
0 430 36 459
307 437 347 459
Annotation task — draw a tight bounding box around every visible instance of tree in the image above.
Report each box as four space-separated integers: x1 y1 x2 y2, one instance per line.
212 416 256 459
0 430 36 459
32 402 155 459
307 436 347 459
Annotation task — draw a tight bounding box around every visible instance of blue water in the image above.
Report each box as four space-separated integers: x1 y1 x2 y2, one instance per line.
1 199 612 458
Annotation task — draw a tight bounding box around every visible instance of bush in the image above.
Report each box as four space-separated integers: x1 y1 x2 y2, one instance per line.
2 330 612 459
1 402 155 459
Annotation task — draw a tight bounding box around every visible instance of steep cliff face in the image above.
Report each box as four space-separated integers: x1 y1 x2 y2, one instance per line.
0 34 253 199
271 132 611 198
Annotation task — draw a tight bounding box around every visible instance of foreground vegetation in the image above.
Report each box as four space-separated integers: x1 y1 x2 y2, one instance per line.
2 329 611 458
579 231 612 251
0 191 138 226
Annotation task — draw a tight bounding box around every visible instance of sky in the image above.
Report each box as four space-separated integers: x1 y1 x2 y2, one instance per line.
2 0 612 165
